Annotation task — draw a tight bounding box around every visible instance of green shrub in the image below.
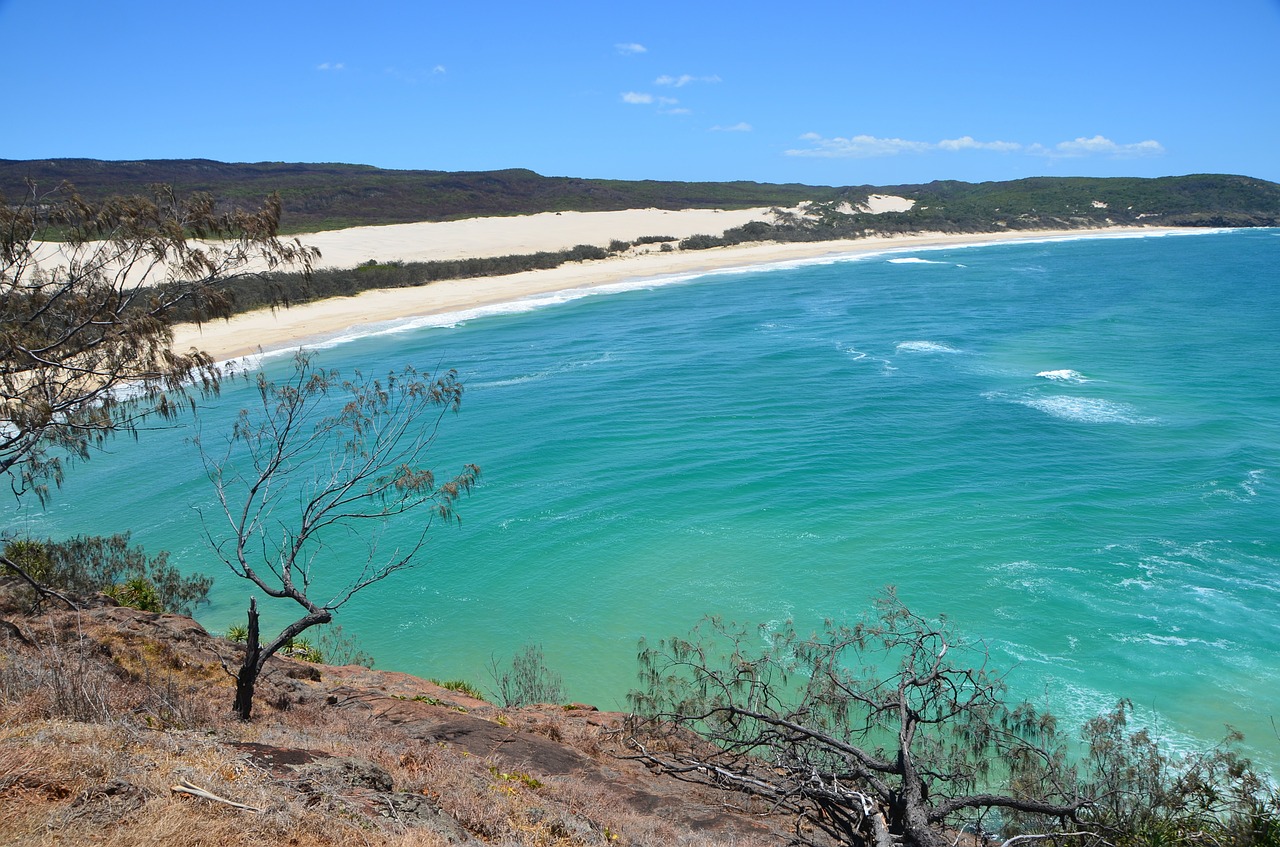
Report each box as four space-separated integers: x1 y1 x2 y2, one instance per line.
103 576 164 613
317 624 375 668
2 534 210 615
488 644 564 707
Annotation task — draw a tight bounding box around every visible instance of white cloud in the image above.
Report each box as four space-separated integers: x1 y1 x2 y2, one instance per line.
664 107 692 115
786 134 934 158
432 65 446 74
937 136 1022 152
1047 135 1165 158
615 42 647 55
623 93 681 109
316 62 345 71
711 122 753 132
787 132 1164 159
655 74 722 87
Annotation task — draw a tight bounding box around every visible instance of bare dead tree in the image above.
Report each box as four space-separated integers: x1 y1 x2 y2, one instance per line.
0 181 317 503
198 351 478 720
627 590 1090 847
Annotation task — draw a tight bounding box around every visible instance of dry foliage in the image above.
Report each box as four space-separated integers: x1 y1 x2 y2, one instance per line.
0 601 800 847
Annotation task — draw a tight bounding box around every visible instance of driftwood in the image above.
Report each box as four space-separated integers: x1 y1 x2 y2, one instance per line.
170 779 262 813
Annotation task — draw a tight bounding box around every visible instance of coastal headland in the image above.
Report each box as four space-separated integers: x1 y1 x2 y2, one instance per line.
171 207 1191 361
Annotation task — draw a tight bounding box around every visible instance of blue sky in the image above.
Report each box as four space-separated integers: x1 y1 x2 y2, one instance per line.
2 0 1278 186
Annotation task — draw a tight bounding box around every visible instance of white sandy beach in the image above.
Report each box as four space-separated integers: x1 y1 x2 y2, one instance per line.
170 209 1189 362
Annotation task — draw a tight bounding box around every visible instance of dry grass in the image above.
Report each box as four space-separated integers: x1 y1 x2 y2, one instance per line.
0 602 814 847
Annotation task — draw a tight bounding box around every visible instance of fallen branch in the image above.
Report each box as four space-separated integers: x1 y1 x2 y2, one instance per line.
170 779 262 812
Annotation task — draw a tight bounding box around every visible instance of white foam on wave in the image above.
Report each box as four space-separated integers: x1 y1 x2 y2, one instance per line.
887 257 948 265
1113 632 1232 650
471 352 615 390
1241 469 1265 497
895 340 963 354
1036 369 1089 383
986 391 1157 425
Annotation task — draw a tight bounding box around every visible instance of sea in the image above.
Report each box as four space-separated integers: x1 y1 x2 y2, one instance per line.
7 228 1279 764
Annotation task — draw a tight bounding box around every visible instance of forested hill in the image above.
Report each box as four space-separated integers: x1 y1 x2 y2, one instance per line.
1 158 1278 233
0 159 822 232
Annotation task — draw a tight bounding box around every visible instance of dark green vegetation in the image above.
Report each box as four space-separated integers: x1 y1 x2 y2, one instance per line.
2 534 210 616
0 159 823 232
3 159 1277 234
162 243 634 320
628 591 1280 847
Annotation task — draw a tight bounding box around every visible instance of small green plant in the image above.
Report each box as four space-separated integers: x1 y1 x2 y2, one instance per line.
410 694 444 705
225 624 249 642
430 678 486 700
488 765 543 790
280 638 323 663
103 576 164 613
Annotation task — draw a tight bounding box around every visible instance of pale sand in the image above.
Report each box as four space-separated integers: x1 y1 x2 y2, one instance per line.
171 217 1191 362
296 207 781 266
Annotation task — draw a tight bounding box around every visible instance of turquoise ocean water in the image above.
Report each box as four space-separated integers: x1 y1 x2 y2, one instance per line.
8 229 1279 761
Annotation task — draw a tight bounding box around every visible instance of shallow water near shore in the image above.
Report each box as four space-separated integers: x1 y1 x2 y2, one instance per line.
11 229 1279 763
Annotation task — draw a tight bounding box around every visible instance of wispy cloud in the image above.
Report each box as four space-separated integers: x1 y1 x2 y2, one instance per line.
937 136 1022 153
655 74 721 87
622 92 680 108
711 122 753 132
432 65 446 75
1035 135 1165 158
316 62 345 71
788 134 931 157
787 132 1164 159
615 42 647 55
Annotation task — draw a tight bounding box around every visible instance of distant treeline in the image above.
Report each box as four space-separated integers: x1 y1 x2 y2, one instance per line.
0 159 825 233
5 159 1276 235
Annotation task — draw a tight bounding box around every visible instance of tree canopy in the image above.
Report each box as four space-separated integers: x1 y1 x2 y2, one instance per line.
627 591 1280 847
198 352 479 719
0 182 317 502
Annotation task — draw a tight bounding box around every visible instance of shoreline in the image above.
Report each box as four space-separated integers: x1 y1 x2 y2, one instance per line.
171 223 1199 362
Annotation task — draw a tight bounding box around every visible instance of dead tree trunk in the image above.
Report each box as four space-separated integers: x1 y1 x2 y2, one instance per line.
233 598 262 721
